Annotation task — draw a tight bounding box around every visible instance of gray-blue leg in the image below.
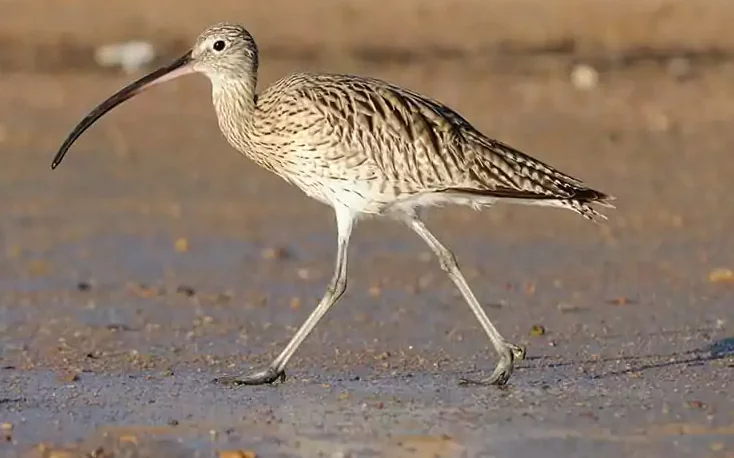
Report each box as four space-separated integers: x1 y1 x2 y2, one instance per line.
214 205 354 386
400 214 526 386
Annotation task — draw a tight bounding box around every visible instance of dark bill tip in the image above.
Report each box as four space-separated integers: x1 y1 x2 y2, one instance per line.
50 51 194 170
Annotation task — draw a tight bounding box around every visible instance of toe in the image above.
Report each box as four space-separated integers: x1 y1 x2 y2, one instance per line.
509 343 527 361
212 368 286 386
459 350 515 386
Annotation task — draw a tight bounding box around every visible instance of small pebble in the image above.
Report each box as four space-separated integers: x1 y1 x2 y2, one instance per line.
261 246 290 260
687 400 706 409
56 371 80 383
175 237 190 253
46 450 77 458
118 435 139 445
570 64 599 90
708 268 734 284
218 451 257 458
177 285 196 297
530 324 546 336
76 281 92 291
605 296 636 306
129 282 164 298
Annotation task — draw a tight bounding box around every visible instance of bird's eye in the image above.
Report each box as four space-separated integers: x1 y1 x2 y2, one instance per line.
213 40 226 52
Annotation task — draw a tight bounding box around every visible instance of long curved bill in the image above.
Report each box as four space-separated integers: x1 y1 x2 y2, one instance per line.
50 51 194 170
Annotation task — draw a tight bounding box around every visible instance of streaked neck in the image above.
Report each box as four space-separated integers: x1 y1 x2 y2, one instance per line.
212 76 258 151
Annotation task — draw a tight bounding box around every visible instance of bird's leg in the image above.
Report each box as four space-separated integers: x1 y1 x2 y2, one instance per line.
400 214 526 386
214 206 354 386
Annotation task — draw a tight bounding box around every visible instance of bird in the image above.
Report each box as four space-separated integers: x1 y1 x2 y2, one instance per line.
51 23 614 387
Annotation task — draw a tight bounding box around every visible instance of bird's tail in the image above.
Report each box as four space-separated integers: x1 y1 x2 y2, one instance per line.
565 188 616 223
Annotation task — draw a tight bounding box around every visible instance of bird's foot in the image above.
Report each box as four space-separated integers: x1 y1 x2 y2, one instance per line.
213 366 286 386
459 342 526 386
508 342 527 361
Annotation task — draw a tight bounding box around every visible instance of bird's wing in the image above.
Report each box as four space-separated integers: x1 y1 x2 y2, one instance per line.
286 73 609 203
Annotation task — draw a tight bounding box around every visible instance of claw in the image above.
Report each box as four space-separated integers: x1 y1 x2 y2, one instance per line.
509 343 527 361
213 367 286 386
458 342 524 387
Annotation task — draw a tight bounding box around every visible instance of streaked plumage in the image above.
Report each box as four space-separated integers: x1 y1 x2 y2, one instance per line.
52 23 614 387
213 60 612 217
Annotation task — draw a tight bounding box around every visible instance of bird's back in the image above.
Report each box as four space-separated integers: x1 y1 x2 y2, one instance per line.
252 72 612 217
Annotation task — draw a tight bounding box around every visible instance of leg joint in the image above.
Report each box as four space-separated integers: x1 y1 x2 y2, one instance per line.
327 274 347 299
437 247 459 273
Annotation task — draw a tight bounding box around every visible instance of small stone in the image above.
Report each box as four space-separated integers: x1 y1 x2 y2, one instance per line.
128 282 164 298
570 64 599 90
529 324 546 336
56 371 80 383
177 285 196 297
218 450 257 458
174 237 190 253
605 296 636 306
118 435 139 445
368 284 382 297
708 268 734 284
289 297 302 310
261 246 290 260
687 400 706 409
46 450 77 458
76 281 92 291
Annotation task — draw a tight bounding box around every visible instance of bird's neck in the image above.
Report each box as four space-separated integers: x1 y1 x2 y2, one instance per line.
212 76 259 153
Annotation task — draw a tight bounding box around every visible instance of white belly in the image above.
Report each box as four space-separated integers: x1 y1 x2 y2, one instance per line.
294 177 390 215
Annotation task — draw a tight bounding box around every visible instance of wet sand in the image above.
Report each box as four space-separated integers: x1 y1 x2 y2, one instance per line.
1 1 734 457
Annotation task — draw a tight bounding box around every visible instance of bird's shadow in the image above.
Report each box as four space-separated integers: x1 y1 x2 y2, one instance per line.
522 335 734 380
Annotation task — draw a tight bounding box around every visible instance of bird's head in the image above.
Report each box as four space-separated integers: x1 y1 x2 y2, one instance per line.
50 23 258 169
191 23 259 82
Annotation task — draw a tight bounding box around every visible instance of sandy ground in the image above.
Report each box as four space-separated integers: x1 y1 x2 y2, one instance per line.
0 1 733 457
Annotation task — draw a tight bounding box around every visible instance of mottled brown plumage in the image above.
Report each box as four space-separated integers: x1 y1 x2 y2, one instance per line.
204 26 612 217
52 23 614 387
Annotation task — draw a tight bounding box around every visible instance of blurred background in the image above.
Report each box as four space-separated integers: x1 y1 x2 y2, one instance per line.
0 0 733 456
